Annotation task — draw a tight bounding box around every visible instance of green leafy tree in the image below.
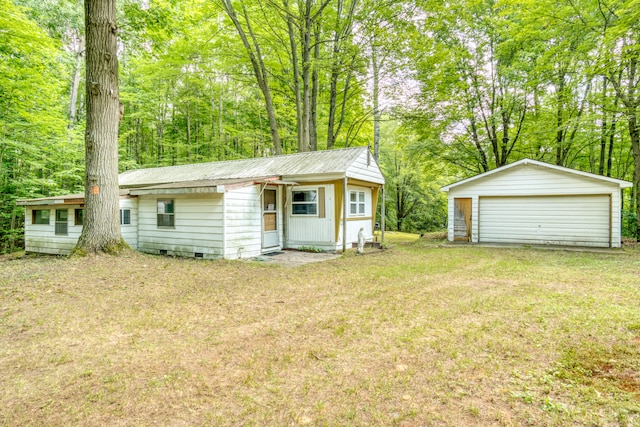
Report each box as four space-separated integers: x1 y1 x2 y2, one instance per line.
379 121 447 233
0 0 73 252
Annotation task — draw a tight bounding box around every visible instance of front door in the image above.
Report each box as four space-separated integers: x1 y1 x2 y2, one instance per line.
262 188 279 249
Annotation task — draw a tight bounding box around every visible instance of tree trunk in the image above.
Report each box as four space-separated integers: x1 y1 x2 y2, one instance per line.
372 41 381 161
326 0 344 150
74 0 126 255
310 22 320 151
299 0 313 152
555 71 566 166
134 117 141 164
599 76 608 175
607 111 617 177
284 0 303 152
68 42 84 129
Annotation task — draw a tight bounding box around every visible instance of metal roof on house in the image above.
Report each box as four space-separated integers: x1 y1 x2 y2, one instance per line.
119 146 370 188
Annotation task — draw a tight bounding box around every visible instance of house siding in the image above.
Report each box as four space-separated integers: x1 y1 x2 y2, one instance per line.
223 185 262 259
286 184 336 250
345 149 385 184
24 206 82 255
120 197 139 249
137 193 224 258
24 199 139 255
449 165 619 196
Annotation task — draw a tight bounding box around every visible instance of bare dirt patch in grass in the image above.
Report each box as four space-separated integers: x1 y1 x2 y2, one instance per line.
1 244 640 425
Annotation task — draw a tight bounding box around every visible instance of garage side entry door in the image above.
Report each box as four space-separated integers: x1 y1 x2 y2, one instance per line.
479 195 611 248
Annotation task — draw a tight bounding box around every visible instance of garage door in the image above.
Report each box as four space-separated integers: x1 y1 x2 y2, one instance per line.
479 195 611 247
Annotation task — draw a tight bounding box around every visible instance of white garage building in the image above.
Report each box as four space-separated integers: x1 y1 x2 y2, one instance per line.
441 159 632 248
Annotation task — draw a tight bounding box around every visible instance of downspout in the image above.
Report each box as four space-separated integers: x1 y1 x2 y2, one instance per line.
343 176 348 253
381 185 385 243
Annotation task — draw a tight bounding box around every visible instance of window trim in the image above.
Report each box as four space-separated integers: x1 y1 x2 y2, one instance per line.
55 209 68 236
349 190 366 217
291 189 318 216
120 208 131 226
74 208 84 226
32 209 50 225
157 199 175 228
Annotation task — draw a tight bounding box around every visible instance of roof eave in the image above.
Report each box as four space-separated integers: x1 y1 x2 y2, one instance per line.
130 186 226 196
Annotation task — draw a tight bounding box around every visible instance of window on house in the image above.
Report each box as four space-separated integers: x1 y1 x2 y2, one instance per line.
55 209 68 235
74 209 84 226
120 208 131 225
349 191 366 216
32 209 50 225
157 199 175 227
291 190 317 215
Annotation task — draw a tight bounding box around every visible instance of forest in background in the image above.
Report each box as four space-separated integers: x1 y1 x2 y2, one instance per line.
1 0 639 252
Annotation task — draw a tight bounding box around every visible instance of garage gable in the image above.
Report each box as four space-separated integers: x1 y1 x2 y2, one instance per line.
443 160 628 197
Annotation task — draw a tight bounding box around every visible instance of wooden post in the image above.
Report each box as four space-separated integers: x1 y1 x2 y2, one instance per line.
343 177 348 253
381 185 385 243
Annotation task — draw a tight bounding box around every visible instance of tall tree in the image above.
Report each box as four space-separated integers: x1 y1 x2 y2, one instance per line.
74 0 125 254
411 0 530 173
279 0 331 152
326 0 358 150
220 0 282 155
358 0 414 160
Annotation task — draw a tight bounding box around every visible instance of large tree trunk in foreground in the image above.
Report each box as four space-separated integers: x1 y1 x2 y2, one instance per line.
74 0 125 255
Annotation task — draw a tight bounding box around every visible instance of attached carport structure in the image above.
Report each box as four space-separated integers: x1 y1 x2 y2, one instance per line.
441 159 632 248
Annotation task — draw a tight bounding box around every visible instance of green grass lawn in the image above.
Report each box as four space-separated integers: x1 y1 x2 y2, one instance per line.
1 241 639 426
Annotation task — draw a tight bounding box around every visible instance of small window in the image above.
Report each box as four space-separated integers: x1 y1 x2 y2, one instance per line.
291 190 317 215
157 199 175 227
55 209 68 235
120 209 131 225
32 209 50 225
349 191 366 216
350 192 357 215
75 209 84 226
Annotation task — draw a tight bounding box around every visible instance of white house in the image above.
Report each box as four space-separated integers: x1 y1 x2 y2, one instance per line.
18 147 385 258
441 158 632 248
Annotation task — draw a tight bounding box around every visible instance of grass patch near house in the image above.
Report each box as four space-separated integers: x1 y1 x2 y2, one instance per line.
1 244 640 425
377 230 421 244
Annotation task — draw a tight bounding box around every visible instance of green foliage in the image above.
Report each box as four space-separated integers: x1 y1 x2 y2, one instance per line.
408 0 636 178
0 0 79 253
622 209 637 239
116 0 377 168
378 120 447 234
